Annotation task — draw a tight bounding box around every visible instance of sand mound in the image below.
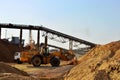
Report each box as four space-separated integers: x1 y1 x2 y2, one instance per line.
0 39 20 62
0 73 37 80
0 62 37 80
0 62 28 76
64 41 120 80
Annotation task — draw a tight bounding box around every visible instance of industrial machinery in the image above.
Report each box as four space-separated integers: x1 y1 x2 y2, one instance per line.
14 35 75 67
14 43 75 66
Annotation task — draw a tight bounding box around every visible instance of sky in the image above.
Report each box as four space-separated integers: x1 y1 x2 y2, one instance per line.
0 0 120 47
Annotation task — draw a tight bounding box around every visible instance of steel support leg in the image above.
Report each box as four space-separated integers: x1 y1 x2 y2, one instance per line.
19 28 23 49
0 27 1 39
69 40 73 50
37 30 40 49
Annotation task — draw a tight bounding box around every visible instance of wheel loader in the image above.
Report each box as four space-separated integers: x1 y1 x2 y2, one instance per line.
14 35 75 67
14 42 75 67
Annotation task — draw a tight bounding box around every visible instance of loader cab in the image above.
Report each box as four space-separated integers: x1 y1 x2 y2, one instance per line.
43 47 49 56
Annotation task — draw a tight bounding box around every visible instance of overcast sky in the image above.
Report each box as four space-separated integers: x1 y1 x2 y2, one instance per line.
0 0 120 46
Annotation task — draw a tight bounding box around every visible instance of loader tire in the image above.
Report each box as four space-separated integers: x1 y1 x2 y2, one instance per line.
32 56 41 67
50 57 60 67
17 59 22 64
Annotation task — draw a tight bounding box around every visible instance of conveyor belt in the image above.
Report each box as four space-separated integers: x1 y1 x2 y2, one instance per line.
0 23 96 47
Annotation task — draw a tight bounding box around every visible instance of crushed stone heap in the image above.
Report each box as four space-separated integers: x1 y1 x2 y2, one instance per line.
64 41 120 80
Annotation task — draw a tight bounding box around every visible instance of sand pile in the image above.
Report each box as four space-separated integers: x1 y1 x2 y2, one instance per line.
0 62 28 76
0 39 20 62
0 62 37 80
0 73 36 80
64 41 120 80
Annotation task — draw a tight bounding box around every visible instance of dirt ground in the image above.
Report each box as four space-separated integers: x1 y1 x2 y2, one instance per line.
0 61 74 80
8 61 74 80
